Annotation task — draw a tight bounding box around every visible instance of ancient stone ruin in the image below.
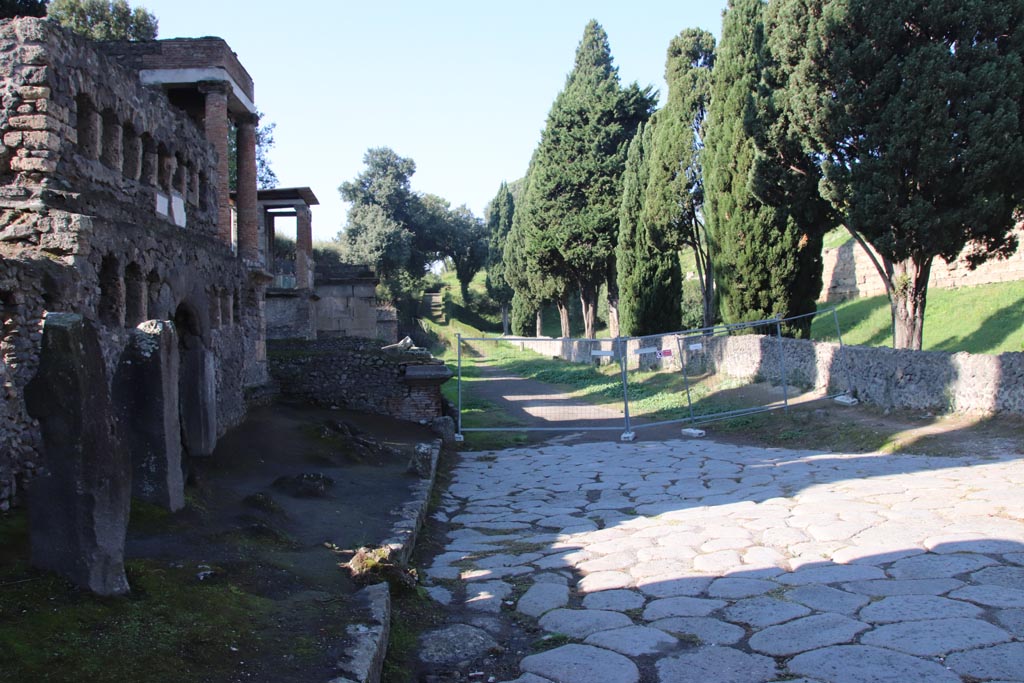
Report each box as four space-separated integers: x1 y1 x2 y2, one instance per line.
0 17 270 595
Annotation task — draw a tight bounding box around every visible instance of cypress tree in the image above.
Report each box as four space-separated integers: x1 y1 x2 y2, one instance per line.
617 121 683 336
771 0 1024 349
484 182 516 334
644 28 717 329
521 20 655 339
704 0 828 337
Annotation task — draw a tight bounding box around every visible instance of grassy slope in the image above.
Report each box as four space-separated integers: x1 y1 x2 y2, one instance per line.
813 279 1024 354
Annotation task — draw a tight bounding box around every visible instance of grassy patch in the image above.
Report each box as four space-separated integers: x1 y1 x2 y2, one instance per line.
0 553 277 683
813 279 1024 354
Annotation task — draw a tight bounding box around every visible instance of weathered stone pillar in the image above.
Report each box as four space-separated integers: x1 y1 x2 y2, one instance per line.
179 333 217 458
199 81 232 245
296 205 313 289
24 313 130 596
113 321 184 512
77 104 102 160
236 113 260 264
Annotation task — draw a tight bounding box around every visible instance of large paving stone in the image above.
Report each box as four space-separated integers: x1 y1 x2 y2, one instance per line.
518 583 569 617
949 584 1024 608
656 646 777 683
577 571 633 593
643 596 727 620
786 585 869 614
649 616 745 645
635 575 713 598
888 553 996 579
520 644 638 683
995 608 1024 636
858 595 982 623
860 617 1010 656
465 580 512 612
946 642 1024 681
971 566 1024 590
789 644 960 682
539 609 633 639
842 578 963 596
582 589 644 612
749 613 868 656
776 564 885 585
721 596 810 628
419 624 498 664
584 625 678 656
707 577 777 598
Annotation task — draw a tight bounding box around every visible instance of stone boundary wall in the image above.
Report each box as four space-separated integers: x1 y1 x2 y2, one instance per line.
821 225 1024 301
268 337 452 423
506 334 1024 416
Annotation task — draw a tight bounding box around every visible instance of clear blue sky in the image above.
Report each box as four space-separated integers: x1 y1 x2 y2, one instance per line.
141 1 729 241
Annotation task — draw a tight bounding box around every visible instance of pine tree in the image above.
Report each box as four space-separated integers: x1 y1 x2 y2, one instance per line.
521 20 655 338
643 28 716 329
617 121 682 336
771 0 1024 349
703 0 828 337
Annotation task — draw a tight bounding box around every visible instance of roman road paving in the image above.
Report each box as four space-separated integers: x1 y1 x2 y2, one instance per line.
422 438 1024 682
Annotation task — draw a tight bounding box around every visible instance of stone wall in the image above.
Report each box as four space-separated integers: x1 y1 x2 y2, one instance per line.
0 19 268 511
265 289 316 340
268 337 452 423
509 332 1024 416
821 225 1024 301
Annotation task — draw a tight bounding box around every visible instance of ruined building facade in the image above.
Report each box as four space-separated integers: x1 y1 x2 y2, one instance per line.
0 18 270 515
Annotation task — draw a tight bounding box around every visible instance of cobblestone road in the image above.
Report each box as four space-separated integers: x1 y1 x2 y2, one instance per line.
422 438 1024 683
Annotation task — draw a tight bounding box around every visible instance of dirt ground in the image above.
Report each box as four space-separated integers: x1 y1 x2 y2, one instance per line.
0 400 436 683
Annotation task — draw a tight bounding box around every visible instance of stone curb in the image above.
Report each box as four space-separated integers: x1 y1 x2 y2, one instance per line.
329 438 442 683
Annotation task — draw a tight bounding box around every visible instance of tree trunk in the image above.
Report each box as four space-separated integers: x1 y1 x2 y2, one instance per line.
579 283 598 339
535 309 543 338
607 295 620 339
556 298 570 338
501 304 509 336
889 257 932 350
691 218 715 329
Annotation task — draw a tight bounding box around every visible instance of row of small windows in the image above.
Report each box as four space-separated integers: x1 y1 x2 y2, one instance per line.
97 255 239 330
76 95 209 211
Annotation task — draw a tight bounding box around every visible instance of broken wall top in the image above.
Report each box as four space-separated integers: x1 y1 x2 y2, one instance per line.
0 18 222 250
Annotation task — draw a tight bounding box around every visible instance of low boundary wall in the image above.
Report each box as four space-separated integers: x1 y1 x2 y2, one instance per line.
512 334 1024 416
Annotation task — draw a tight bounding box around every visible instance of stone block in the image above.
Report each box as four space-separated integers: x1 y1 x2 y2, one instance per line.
23 312 130 596
114 320 184 511
179 341 217 457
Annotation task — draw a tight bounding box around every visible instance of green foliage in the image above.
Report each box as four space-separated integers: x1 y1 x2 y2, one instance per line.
643 28 717 328
484 182 515 314
1 0 47 18
617 121 682 336
423 195 488 300
518 20 656 338
48 0 157 40
703 0 827 338
771 0 1024 347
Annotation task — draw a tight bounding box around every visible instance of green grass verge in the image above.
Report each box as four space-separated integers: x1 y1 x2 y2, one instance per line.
813 279 1024 354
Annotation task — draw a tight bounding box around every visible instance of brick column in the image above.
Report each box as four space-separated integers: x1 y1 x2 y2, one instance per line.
199 82 232 246
296 205 313 289
235 113 259 264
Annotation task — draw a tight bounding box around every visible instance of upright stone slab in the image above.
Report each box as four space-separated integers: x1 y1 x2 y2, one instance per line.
114 320 184 511
179 340 217 457
24 313 130 596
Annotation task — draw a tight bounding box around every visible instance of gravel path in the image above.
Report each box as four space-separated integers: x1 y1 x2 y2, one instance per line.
419 438 1024 682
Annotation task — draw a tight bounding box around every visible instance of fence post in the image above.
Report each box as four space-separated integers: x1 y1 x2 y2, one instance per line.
456 333 464 441
675 334 696 423
831 307 855 397
774 319 790 414
618 337 635 441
